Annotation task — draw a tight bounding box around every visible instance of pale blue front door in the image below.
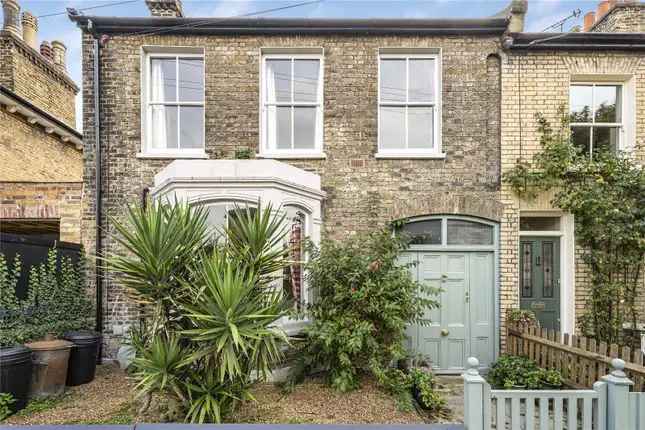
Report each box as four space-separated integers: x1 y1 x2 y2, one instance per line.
404 250 495 372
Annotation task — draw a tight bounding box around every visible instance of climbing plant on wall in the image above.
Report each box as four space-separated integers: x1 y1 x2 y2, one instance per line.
503 108 645 346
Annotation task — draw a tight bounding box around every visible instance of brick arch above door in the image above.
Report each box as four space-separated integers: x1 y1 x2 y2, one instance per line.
389 194 504 223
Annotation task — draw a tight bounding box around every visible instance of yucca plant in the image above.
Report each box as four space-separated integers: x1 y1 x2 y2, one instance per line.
107 200 210 334
109 200 291 423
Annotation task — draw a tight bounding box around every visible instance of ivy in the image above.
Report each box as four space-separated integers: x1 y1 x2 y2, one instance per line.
503 109 645 345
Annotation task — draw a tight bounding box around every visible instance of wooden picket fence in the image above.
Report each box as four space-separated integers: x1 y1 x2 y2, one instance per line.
506 324 645 391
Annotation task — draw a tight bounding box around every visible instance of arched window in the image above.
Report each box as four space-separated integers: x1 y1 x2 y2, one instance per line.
398 216 495 247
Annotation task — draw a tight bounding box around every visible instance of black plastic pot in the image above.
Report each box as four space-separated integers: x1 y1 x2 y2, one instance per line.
0 345 33 413
63 331 102 386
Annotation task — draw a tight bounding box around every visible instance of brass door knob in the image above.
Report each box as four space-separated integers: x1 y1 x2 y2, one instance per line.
441 329 449 336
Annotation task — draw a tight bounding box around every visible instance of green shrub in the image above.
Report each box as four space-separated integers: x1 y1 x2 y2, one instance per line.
488 355 563 389
288 229 439 393
409 368 446 412
0 249 92 346
0 392 15 421
506 308 539 329
109 201 289 423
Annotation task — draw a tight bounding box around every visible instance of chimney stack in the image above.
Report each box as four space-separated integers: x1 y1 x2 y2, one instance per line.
508 0 528 33
40 40 53 61
583 11 596 31
1 0 21 39
597 0 611 18
51 40 66 72
144 0 183 17
21 11 37 49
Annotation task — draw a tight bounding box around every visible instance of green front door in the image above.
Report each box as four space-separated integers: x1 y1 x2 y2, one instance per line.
404 251 495 372
519 236 561 331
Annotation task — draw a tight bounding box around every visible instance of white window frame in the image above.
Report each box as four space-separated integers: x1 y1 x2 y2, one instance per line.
569 82 626 157
259 51 325 159
140 47 206 158
376 50 444 159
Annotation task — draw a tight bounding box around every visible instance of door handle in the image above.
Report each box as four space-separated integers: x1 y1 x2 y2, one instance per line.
465 292 470 303
441 329 449 336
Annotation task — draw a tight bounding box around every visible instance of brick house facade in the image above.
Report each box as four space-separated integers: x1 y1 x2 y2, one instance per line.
1 0 83 244
70 0 645 367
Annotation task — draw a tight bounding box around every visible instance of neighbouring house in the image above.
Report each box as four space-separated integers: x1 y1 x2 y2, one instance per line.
68 0 645 371
0 0 83 247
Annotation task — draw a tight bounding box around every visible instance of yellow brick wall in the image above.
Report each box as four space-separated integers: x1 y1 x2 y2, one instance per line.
0 106 82 182
500 51 645 343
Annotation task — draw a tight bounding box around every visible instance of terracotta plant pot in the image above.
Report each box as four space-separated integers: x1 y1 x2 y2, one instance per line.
25 339 73 397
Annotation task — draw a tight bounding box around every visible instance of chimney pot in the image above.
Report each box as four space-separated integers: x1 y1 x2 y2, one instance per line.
1 0 21 39
145 0 183 17
21 11 37 50
51 40 67 72
508 0 528 33
597 0 611 20
40 40 53 61
583 11 596 31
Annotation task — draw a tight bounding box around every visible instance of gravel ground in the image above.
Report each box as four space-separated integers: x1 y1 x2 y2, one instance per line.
4 364 135 425
5 366 458 425
232 376 426 424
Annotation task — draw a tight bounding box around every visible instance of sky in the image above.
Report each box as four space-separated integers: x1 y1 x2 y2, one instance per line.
18 0 606 131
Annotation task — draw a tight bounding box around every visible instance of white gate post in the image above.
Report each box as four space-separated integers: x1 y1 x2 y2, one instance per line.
463 357 486 430
603 358 634 430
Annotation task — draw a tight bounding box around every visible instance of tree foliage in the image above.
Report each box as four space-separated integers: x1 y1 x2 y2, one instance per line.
287 229 439 395
503 109 645 345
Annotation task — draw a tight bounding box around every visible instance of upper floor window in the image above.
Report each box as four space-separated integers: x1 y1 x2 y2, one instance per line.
260 50 324 158
377 50 442 158
569 83 622 158
143 49 205 156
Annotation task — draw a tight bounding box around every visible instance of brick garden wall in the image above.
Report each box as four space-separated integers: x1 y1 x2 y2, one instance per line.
0 181 83 243
500 51 645 338
80 31 504 356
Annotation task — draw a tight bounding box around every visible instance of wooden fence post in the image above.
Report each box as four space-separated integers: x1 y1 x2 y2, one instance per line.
463 357 487 430
603 358 634 430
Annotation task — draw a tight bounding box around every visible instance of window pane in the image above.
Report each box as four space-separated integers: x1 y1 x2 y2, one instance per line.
593 126 619 155
150 58 176 102
542 242 554 298
294 107 316 149
408 59 434 102
380 106 405 149
150 105 177 149
571 126 591 156
408 107 433 149
521 242 532 298
205 204 227 237
400 219 441 245
178 58 204 102
380 59 406 102
179 106 203 149
594 85 621 123
569 85 592 123
294 60 320 103
267 106 292 149
266 59 291 103
520 217 560 231
447 219 493 245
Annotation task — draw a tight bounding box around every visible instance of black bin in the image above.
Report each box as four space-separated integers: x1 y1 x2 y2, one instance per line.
0 345 33 413
63 331 101 386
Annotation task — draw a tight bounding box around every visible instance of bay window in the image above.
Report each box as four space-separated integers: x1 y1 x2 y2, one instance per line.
377 50 442 158
261 50 324 157
142 49 205 156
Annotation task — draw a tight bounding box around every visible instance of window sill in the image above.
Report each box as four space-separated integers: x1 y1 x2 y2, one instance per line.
136 152 209 160
375 152 446 159
256 152 327 160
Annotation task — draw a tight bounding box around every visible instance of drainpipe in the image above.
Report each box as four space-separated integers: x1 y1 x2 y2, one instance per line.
90 20 104 363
